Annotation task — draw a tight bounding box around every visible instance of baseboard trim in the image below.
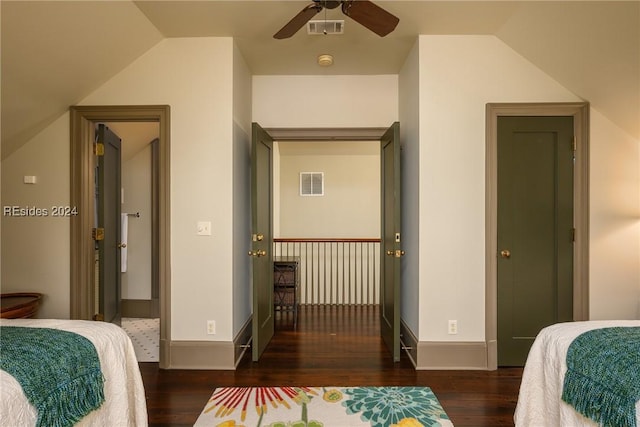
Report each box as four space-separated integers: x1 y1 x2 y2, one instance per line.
167 340 236 370
415 341 488 370
234 315 253 367
487 339 497 370
162 316 253 370
400 320 418 368
121 299 159 318
159 338 170 369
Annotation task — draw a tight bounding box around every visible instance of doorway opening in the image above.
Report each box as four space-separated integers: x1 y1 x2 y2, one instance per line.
70 105 171 368
251 125 403 363
273 139 381 307
271 140 381 339
103 122 160 362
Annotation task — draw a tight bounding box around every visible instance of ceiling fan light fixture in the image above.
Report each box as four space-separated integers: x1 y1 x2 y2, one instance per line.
317 54 334 67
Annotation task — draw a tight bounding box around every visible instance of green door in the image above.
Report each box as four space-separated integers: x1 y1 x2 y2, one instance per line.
251 123 274 361
380 122 402 362
96 124 122 325
497 116 574 366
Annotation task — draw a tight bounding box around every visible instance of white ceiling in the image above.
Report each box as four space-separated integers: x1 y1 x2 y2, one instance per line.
2 1 639 159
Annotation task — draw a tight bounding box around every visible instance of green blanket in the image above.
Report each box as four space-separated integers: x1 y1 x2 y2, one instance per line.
0 326 105 427
561 327 640 427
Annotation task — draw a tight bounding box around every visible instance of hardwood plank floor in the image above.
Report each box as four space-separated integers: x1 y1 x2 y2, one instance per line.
140 305 522 426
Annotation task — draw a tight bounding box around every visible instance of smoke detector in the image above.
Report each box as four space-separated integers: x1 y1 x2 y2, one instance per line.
307 20 344 35
317 54 334 67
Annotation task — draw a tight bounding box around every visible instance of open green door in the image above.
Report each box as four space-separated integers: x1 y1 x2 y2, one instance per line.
380 122 402 362
96 124 122 325
251 123 274 361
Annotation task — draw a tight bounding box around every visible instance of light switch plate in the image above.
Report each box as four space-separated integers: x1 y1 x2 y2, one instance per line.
197 221 212 236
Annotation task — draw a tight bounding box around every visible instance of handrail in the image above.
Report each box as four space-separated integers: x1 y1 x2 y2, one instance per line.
274 238 380 243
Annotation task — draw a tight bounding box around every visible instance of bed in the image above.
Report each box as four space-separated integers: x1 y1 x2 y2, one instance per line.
514 320 640 427
0 318 148 427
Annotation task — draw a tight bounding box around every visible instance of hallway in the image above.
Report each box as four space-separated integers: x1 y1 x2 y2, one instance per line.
139 305 522 426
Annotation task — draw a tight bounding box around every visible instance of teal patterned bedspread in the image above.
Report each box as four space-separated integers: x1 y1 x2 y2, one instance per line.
561 327 640 427
0 326 105 427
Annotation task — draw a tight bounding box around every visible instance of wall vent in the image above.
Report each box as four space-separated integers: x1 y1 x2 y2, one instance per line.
307 20 344 35
300 172 324 196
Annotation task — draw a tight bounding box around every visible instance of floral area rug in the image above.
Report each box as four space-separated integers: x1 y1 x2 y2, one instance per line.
193 386 454 427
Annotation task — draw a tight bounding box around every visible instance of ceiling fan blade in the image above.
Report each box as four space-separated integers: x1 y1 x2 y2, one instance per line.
341 0 399 37
274 3 323 39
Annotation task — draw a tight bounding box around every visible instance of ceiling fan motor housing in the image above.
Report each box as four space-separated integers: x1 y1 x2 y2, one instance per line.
275 0 399 39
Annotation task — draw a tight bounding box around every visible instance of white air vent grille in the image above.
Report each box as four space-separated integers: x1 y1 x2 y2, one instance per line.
307 20 344 35
300 172 324 196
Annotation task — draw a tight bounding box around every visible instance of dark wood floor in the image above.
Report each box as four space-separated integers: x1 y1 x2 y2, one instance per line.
140 305 522 426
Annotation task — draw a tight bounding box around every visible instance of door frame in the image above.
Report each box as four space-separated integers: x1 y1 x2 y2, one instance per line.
254 126 393 357
485 102 589 370
70 105 171 368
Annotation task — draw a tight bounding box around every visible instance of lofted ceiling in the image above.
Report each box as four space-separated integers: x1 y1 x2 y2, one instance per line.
2 1 639 160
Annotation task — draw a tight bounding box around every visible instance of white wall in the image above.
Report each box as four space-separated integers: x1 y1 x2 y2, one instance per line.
2 37 252 343
232 42 253 337
417 35 640 343
278 141 379 238
84 38 235 342
398 39 421 334
589 109 640 319
253 75 398 128
121 143 152 300
418 35 580 342
1 115 71 318
3 33 638 355
79 38 236 341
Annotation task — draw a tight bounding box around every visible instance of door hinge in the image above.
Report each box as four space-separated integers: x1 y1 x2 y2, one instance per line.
94 142 105 156
572 137 577 152
92 227 105 241
571 227 576 242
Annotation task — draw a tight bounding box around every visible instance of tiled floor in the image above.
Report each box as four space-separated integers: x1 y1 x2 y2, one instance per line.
121 317 159 362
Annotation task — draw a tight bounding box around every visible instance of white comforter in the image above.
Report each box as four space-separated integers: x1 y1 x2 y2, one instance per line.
0 318 148 427
514 320 640 427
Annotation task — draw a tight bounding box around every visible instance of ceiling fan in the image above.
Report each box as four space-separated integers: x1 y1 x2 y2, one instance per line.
274 0 399 39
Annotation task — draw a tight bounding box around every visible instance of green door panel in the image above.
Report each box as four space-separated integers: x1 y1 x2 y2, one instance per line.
497 116 574 366
251 123 274 361
380 122 401 362
96 124 122 325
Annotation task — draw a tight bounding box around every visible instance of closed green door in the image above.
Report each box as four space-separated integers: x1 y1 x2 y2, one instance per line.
497 116 574 366
251 123 274 361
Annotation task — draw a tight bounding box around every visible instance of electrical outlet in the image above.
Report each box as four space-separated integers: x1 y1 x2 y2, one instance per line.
207 320 216 335
448 320 458 335
197 221 212 236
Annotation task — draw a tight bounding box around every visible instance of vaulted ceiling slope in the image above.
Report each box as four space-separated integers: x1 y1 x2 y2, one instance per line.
1 0 164 159
2 1 638 159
